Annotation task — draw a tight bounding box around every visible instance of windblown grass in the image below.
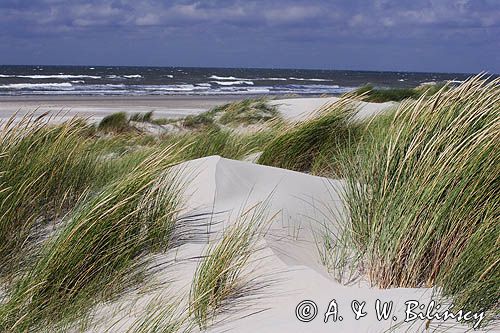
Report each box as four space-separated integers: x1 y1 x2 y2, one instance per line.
182 112 215 129
98 112 131 133
125 295 192 333
130 111 154 123
258 97 358 173
190 204 271 329
163 126 274 161
182 98 279 129
352 83 447 103
337 75 499 325
217 98 279 125
0 115 102 277
0 147 185 331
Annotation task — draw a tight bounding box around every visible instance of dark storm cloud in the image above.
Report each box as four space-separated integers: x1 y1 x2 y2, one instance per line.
0 0 498 72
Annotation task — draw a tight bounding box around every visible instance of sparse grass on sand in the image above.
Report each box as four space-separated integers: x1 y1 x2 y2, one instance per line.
331 75 499 326
190 204 271 329
124 295 192 333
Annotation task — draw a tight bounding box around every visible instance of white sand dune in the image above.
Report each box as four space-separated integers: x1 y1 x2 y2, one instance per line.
90 156 482 332
269 97 396 122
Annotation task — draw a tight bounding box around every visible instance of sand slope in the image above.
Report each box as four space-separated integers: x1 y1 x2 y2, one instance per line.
90 156 481 332
269 97 396 121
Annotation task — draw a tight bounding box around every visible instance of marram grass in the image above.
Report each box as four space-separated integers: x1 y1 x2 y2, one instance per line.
258 97 358 173
0 115 102 277
0 146 185 332
190 203 272 329
336 75 499 325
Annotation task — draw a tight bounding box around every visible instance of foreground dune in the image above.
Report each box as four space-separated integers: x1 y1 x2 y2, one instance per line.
88 156 482 332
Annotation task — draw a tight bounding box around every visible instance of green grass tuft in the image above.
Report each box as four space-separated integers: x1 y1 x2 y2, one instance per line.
130 111 154 123
352 83 447 103
0 116 103 278
0 147 185 331
98 112 131 133
217 98 279 125
258 98 357 172
190 204 271 329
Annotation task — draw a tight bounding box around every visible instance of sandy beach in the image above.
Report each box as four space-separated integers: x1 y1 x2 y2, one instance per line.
0 95 248 123
0 95 396 124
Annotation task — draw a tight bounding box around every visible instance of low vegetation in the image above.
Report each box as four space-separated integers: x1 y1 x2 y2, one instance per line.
0 115 103 278
258 97 358 173
0 147 184 331
183 98 280 129
190 203 271 329
98 111 130 133
352 82 447 102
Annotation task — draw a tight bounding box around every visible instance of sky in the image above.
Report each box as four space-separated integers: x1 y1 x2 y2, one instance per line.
0 0 498 73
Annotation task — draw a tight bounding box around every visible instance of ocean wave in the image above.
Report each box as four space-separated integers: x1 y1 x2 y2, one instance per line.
0 82 74 90
143 84 198 91
289 77 331 82
13 75 101 79
209 75 252 81
211 81 254 86
123 75 143 78
0 81 352 96
255 77 287 81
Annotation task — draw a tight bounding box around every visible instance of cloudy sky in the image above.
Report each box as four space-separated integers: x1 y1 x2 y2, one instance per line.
0 0 498 73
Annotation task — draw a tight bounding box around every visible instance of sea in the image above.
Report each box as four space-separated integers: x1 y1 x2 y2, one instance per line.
0 65 473 97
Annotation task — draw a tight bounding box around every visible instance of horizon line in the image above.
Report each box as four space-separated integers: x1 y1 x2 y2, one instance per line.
0 63 494 76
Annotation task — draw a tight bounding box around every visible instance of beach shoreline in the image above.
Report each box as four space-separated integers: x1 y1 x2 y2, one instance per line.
0 95 259 122
0 94 351 123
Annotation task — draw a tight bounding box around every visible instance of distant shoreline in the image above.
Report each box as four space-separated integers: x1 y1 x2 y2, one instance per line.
0 95 252 122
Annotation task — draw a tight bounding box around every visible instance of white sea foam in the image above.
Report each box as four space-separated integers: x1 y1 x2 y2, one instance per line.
166 75 174 78
13 75 101 79
123 75 143 78
0 82 73 89
209 75 252 81
289 77 331 82
142 84 199 91
257 77 287 81
211 81 254 86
